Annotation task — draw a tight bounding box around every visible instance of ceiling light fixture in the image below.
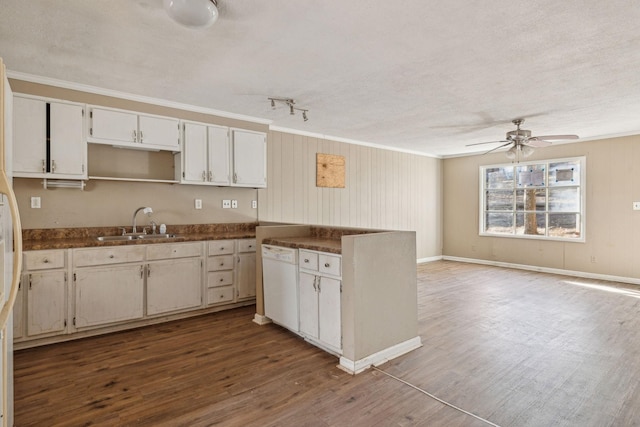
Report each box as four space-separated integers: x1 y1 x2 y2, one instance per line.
267 97 309 122
164 0 219 29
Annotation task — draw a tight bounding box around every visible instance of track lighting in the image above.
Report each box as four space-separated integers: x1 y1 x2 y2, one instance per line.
267 97 310 122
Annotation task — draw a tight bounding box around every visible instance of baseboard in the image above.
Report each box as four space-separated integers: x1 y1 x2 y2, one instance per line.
417 255 443 264
443 256 640 286
252 313 271 325
338 336 423 375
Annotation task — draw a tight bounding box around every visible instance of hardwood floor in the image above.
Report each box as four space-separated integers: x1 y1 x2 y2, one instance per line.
14 261 640 426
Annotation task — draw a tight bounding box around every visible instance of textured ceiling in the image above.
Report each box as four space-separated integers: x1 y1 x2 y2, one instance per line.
1 0 640 156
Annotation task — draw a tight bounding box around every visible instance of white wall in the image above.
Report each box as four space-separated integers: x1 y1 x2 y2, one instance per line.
258 131 443 260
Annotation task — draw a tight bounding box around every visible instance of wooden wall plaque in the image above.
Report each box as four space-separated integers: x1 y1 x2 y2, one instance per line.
316 153 345 188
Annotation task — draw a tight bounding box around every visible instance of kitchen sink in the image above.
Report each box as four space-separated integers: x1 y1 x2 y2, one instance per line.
96 235 135 242
96 234 177 242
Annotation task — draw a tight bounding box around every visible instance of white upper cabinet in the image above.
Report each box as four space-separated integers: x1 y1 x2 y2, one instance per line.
88 106 180 152
181 122 230 185
231 128 266 188
13 95 86 178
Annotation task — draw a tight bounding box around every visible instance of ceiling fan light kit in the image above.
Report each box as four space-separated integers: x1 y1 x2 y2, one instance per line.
164 0 219 29
467 118 579 162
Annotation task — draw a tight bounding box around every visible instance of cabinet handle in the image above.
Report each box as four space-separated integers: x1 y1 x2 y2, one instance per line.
51 160 56 173
219 278 224 282
132 130 137 142
324 263 330 268
139 130 144 142
147 265 151 277
140 266 144 278
42 159 46 173
109 254 114 259
208 171 213 182
304 259 309 263
233 172 238 183
317 277 321 292
312 276 317 291
202 171 207 181
43 258 49 264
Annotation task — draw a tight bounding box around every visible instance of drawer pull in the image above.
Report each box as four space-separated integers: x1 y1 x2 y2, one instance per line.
324 263 330 268
109 255 114 259
43 258 49 263
304 259 309 263
220 262 225 266
219 278 224 282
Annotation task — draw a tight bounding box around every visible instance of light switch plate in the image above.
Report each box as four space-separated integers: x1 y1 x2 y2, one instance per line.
195 199 202 209
231 200 238 209
222 200 231 209
31 196 41 209
633 201 640 210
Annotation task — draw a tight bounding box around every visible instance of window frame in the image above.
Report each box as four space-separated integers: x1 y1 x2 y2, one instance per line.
479 156 586 242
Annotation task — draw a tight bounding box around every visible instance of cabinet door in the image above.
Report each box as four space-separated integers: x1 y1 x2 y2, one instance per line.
13 96 46 174
208 125 230 185
231 129 266 187
318 277 341 350
298 272 319 339
50 102 86 177
12 275 24 340
182 122 208 183
138 114 179 150
147 258 202 316
26 271 67 337
90 107 138 144
236 253 256 300
74 264 144 328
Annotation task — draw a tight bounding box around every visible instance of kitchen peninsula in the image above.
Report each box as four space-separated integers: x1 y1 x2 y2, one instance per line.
256 224 422 374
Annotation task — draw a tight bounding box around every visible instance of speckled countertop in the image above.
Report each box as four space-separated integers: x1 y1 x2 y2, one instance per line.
23 223 257 251
262 237 342 254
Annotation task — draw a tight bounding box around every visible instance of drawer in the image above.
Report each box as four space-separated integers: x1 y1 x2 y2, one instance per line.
237 239 257 253
208 240 235 256
319 253 341 277
207 286 234 305
24 250 66 270
208 255 234 272
299 250 318 271
208 271 233 287
146 242 203 260
73 246 145 267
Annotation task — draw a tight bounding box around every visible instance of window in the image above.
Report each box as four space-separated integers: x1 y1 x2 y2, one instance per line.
480 157 585 241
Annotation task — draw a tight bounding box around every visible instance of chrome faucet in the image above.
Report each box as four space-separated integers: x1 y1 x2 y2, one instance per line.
132 206 153 234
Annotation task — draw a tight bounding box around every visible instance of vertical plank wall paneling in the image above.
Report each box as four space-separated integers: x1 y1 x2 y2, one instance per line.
259 131 443 260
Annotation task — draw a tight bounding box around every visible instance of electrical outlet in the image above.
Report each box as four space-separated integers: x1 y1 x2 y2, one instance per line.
195 199 202 209
633 201 640 211
252 200 257 209
231 200 238 209
590 256 597 263
222 200 231 209
31 196 41 209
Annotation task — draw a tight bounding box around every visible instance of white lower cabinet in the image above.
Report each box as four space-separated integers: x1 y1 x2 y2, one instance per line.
147 257 202 316
74 264 144 329
27 270 67 337
236 240 257 300
298 250 342 353
206 238 257 305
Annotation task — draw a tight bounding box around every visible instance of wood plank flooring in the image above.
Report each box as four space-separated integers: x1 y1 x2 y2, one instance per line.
14 261 640 426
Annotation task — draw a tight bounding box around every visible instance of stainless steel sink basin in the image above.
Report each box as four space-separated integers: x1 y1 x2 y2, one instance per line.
136 234 177 239
96 235 135 242
96 234 177 242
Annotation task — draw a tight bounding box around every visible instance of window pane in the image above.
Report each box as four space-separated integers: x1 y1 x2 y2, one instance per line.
549 214 581 238
486 190 513 211
516 189 546 211
516 164 545 187
549 160 580 186
485 212 513 234
549 187 580 212
516 213 546 236
486 167 514 189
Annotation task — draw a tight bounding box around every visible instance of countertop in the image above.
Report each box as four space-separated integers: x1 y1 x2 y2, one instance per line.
262 237 342 254
23 223 257 251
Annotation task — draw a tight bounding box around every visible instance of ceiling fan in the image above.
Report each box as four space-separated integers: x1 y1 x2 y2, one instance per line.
467 119 579 160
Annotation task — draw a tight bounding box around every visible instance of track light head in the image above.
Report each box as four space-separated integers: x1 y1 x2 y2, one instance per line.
270 99 275 109
302 111 308 122
289 104 295 115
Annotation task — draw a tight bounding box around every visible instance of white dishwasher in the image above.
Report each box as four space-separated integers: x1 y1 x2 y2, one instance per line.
262 245 299 332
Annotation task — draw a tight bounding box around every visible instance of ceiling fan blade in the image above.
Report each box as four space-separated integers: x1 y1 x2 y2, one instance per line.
466 140 509 147
484 141 512 155
525 138 552 148
532 134 579 141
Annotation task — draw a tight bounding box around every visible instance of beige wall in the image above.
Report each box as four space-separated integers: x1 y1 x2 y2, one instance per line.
443 134 640 279
258 131 443 260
